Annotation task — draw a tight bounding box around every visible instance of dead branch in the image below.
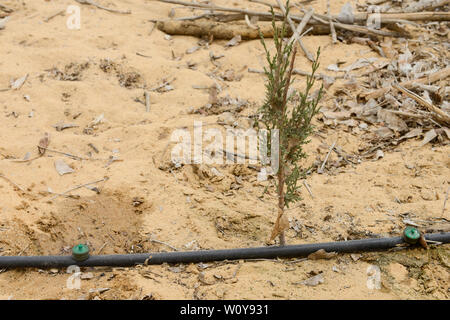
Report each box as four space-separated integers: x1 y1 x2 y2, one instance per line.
352 11 450 22
156 20 329 40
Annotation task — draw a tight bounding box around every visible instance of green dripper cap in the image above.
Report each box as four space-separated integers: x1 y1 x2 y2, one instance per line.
403 226 421 244
72 244 90 262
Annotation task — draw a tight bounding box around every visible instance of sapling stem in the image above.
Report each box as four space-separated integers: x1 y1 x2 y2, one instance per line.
258 0 323 245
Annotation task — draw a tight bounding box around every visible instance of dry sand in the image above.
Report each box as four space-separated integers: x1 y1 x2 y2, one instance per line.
0 0 448 300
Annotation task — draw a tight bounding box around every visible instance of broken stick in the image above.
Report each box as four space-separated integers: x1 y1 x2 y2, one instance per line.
288 8 315 50
318 140 337 174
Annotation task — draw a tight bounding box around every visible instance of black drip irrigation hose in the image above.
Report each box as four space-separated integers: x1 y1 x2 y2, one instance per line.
0 232 449 269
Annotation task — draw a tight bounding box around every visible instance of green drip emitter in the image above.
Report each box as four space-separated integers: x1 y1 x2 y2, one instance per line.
403 226 421 244
71 244 90 262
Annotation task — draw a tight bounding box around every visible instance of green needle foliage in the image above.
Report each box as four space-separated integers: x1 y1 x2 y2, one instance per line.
258 2 323 245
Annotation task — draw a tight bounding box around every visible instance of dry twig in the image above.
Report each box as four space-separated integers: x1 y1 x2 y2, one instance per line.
442 186 449 217
326 0 337 43
318 140 336 174
74 0 131 14
150 238 179 251
0 173 25 192
303 180 314 199
49 177 109 200
145 91 151 112
44 10 65 22
288 8 315 48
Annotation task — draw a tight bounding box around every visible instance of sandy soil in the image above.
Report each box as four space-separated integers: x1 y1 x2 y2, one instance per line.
0 0 449 300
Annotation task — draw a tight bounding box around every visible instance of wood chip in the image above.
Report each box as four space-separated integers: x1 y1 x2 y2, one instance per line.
375 127 394 139
145 91 150 112
0 16 9 30
374 149 384 160
38 133 50 155
225 35 241 48
298 274 324 286
322 110 351 120
10 74 28 90
399 128 422 141
420 129 437 146
350 254 362 261
186 46 200 54
377 109 408 132
53 123 79 131
54 159 75 175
